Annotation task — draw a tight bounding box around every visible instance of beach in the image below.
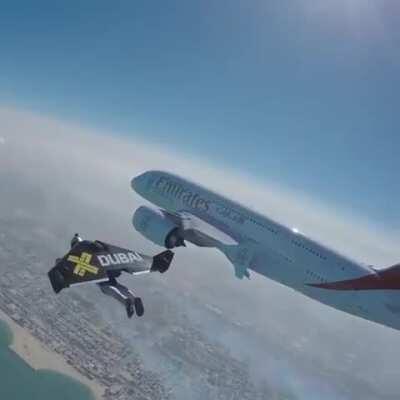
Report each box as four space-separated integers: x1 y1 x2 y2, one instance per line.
0 309 105 400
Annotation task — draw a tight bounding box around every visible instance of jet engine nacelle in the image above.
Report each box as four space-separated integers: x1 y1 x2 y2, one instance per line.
132 206 184 249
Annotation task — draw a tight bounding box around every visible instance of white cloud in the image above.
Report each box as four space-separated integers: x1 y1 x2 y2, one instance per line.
3 106 397 265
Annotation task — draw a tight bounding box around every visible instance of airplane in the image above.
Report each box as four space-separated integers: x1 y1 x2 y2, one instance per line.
131 170 400 331
48 234 174 318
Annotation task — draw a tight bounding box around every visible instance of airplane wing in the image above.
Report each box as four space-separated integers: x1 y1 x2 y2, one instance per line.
162 210 255 279
164 210 260 279
164 210 239 246
48 240 174 293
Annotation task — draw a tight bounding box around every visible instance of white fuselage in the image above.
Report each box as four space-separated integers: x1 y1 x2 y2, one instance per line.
132 170 400 331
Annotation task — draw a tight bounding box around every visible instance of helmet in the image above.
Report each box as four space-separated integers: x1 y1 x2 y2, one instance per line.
70 233 83 249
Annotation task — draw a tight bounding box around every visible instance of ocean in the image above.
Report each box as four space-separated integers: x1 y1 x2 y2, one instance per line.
0 319 94 400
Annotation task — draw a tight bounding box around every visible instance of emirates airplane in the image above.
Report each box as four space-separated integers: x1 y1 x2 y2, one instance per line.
131 170 400 331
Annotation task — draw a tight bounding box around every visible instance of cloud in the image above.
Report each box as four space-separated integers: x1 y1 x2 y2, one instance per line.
1 106 399 399
2 106 397 264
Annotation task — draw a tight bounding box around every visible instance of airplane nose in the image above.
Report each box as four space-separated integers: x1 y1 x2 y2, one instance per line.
131 173 147 193
131 175 141 192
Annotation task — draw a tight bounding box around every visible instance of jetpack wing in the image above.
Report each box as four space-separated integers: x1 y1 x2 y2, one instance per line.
48 240 174 293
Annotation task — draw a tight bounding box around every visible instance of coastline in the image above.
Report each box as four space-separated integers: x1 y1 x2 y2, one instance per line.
0 309 104 400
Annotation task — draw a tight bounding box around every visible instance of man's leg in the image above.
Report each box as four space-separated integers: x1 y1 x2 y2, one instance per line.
117 284 145 317
98 280 136 318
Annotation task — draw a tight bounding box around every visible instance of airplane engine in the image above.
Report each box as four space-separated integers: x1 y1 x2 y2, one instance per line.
132 206 184 249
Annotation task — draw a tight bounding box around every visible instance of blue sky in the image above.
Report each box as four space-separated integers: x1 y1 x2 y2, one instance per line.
1 1 399 228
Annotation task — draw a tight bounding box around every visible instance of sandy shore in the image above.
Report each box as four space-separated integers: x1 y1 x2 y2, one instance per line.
0 309 105 400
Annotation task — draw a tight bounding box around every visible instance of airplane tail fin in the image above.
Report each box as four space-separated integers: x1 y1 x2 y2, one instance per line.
370 263 400 290
377 264 400 316
382 263 400 271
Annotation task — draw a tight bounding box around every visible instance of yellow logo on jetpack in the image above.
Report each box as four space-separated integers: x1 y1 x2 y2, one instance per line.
68 252 99 277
